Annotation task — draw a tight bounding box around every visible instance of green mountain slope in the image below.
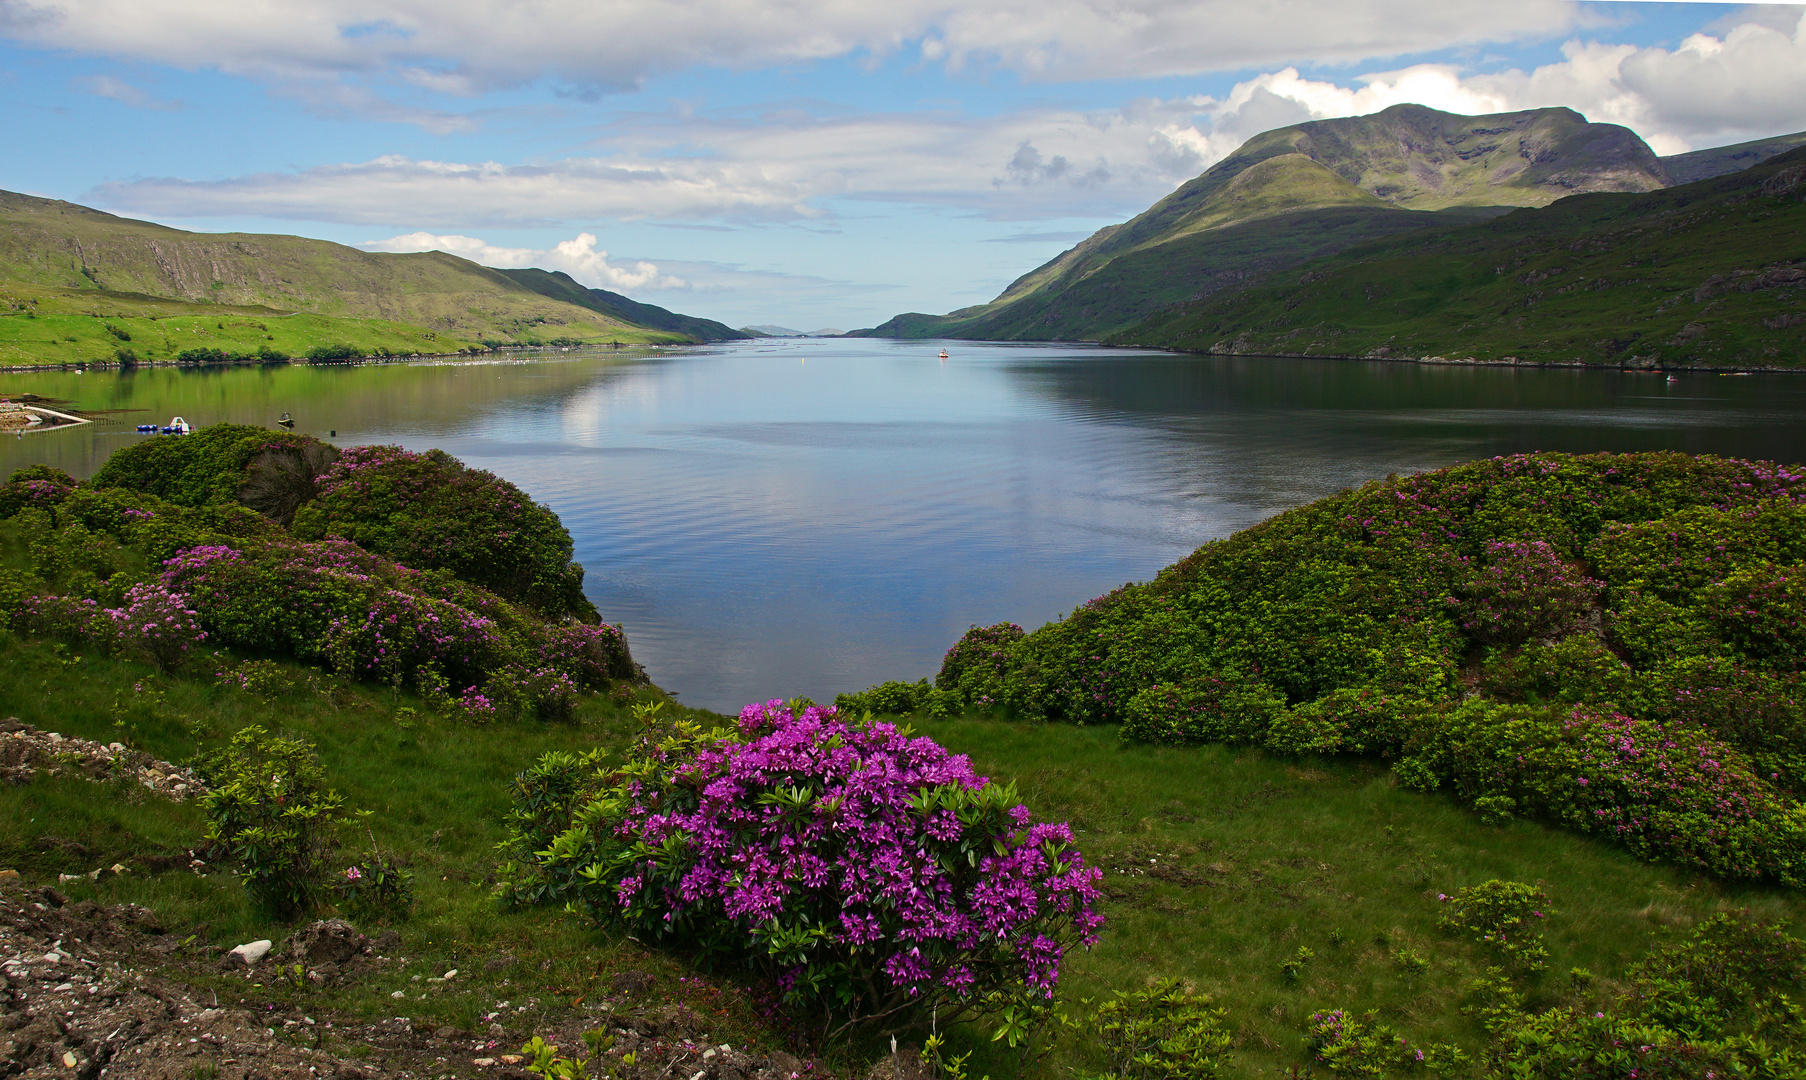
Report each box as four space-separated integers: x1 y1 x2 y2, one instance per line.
1660 129 1806 184
0 190 745 363
853 104 1671 342
1110 146 1806 368
496 268 748 341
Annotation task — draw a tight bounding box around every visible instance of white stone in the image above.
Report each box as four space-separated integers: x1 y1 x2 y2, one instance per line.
443 969 458 980
229 940 273 967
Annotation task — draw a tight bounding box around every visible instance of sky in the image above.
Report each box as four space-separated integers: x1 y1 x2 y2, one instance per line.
3 2 1805 331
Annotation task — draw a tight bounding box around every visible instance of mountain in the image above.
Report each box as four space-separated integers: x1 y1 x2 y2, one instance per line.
741 325 844 337
496 268 747 341
1660 130 1806 184
0 190 741 365
1109 145 1806 369
852 104 1681 343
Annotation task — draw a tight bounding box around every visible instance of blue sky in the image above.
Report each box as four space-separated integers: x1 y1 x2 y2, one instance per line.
3 1 1804 330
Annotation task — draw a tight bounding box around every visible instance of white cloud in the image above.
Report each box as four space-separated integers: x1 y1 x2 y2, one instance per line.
363 230 689 290
1 0 1576 95
80 9 1806 232
70 73 180 110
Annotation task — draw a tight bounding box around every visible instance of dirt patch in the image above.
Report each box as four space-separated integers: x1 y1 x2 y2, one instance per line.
0 879 838 1080
0 718 206 801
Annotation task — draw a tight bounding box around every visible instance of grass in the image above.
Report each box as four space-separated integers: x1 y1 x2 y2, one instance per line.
915 716 1804 1077
1113 147 1806 369
0 281 688 369
4 618 1797 1078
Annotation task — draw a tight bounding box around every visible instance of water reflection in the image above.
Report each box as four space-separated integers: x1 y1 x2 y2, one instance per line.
5 343 1805 711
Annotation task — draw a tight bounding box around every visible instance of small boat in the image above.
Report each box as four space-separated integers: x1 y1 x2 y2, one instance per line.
277 412 295 428
1665 375 1679 384
938 349 949 359
159 416 192 435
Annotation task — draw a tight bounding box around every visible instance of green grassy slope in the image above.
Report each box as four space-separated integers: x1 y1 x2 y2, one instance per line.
853 104 1669 342
1111 145 1806 368
0 190 717 363
497 268 748 341
9 438 1806 1077
1660 129 1806 184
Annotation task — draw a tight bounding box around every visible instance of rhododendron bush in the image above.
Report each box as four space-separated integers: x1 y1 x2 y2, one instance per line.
502 700 1103 1035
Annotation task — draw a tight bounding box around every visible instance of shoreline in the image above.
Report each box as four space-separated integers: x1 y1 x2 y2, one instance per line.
1091 340 1806 374
0 342 680 375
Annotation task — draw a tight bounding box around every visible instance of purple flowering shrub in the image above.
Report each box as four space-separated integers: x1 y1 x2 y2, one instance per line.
1452 540 1601 646
513 700 1103 1036
159 538 637 717
1704 561 1806 669
1399 701 1806 884
0 465 77 520
1638 657 1806 791
111 581 208 672
292 444 596 620
935 622 1026 712
12 583 207 673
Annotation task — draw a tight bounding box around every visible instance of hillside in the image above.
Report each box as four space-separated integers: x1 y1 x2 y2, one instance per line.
8 441 1806 1079
1112 145 1806 368
0 190 737 364
1660 128 1806 184
497 267 748 341
853 104 1673 342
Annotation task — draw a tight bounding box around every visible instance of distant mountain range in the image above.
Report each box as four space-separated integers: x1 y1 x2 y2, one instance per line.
851 104 1806 365
0 190 745 366
741 325 845 337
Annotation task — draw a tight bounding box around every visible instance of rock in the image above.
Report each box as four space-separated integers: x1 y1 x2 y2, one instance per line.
443 968 458 979
0 869 18 882
764 1051 806 1080
863 1049 932 1080
229 939 273 967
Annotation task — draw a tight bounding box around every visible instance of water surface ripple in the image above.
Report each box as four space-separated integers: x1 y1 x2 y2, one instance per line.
7 340 1806 711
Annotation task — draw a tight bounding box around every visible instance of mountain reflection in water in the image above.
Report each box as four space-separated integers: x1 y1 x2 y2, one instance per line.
6 341 1805 711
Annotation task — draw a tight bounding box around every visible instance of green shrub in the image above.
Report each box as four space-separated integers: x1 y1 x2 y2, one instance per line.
1305 1009 1465 1076
1120 677 1286 746
1399 701 1806 884
88 423 336 513
1436 880 1552 971
1478 634 1635 706
198 725 347 917
306 343 358 361
291 444 596 620
833 677 931 716
1265 687 1433 757
329 848 414 923
0 464 77 520
1062 977 1232 1080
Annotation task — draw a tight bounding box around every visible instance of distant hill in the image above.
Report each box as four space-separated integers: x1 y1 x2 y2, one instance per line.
0 190 747 365
852 104 1675 342
496 268 747 341
1660 130 1806 184
741 325 844 337
1109 146 1806 369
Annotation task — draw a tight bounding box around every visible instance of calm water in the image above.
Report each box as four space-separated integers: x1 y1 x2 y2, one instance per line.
6 340 1806 712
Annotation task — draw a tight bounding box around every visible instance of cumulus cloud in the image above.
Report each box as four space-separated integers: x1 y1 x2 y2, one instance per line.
70 73 180 110
0 0 1575 95
81 9 1806 230
363 230 688 290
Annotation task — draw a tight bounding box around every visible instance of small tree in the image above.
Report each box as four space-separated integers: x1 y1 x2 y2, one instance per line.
200 726 346 917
